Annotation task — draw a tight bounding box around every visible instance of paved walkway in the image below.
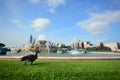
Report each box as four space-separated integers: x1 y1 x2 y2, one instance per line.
0 56 120 60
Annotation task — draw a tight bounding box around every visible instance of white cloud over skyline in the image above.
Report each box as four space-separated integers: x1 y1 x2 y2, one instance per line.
29 0 66 13
9 18 51 32
1 0 120 47
46 0 65 8
31 18 51 31
77 10 120 35
46 0 66 13
9 19 27 28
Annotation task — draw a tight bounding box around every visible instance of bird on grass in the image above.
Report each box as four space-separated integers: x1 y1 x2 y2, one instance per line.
20 51 38 65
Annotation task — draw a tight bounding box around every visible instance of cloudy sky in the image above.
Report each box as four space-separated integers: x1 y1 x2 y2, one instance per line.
0 0 120 47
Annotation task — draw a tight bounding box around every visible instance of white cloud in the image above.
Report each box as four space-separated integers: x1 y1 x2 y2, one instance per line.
9 18 51 31
9 19 27 28
46 0 65 8
45 0 66 13
77 10 120 35
31 18 51 31
29 0 66 13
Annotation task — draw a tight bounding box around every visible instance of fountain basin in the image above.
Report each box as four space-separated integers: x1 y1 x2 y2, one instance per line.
3 51 120 57
0 51 120 60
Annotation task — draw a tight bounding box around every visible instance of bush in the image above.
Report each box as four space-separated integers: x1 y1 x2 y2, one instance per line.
87 46 111 52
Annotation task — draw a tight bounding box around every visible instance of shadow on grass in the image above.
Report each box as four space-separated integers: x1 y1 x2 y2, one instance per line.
31 62 49 66
21 61 50 67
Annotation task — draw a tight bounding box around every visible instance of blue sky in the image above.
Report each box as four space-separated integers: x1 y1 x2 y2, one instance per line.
0 0 120 47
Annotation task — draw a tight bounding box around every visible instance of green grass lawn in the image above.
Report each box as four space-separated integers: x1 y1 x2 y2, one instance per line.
0 60 120 80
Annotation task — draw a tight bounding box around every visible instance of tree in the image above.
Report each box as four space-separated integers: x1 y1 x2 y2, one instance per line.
0 43 5 48
86 46 111 52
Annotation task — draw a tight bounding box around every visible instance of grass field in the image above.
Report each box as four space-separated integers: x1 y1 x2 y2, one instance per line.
0 60 120 80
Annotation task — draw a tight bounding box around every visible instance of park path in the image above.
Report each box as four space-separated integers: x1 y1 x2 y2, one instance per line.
0 56 120 60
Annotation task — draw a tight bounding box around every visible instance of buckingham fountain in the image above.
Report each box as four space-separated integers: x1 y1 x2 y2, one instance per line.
10 35 87 54
4 35 120 60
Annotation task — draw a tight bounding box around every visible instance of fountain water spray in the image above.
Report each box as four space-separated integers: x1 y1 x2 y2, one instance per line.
68 38 79 54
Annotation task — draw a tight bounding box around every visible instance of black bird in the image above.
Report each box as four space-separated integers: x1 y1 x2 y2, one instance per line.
20 51 38 65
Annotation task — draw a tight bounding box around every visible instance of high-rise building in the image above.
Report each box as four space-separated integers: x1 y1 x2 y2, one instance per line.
96 41 104 47
84 41 91 49
71 40 92 49
78 40 84 49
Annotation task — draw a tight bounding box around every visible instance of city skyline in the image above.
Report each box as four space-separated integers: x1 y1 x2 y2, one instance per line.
0 0 120 47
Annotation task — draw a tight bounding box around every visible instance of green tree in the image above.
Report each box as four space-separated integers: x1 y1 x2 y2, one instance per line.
86 46 111 52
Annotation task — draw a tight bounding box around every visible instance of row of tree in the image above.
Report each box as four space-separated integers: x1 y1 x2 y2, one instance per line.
86 46 111 52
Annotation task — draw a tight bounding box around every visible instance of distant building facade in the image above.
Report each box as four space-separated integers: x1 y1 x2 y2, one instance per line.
96 41 104 47
71 40 92 49
77 40 84 49
105 42 120 51
84 41 91 49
